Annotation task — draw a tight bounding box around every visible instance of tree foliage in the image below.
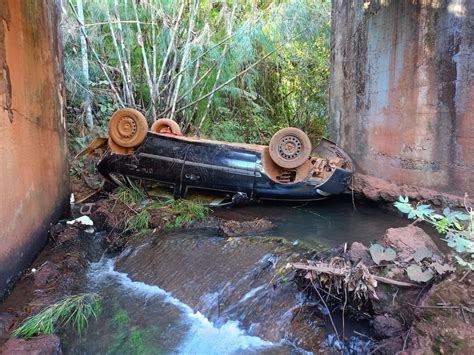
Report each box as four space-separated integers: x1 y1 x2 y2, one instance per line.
62 0 331 148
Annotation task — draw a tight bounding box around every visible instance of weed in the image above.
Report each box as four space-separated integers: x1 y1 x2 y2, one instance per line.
125 210 150 233
13 293 101 338
113 309 129 329
115 186 146 206
129 328 146 354
157 199 210 230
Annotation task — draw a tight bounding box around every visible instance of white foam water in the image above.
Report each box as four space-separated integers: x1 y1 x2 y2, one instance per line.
88 258 275 354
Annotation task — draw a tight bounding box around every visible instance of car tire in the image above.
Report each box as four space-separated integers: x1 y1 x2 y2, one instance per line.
109 108 148 148
150 118 182 135
269 127 312 169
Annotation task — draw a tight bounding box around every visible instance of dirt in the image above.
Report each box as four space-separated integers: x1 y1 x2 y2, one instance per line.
407 271 474 354
1 334 62 354
352 173 472 208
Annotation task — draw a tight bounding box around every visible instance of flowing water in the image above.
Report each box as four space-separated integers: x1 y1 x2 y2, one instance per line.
62 197 409 354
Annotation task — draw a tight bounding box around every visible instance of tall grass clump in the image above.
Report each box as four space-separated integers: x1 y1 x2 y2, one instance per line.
158 199 210 230
125 209 151 233
13 293 101 338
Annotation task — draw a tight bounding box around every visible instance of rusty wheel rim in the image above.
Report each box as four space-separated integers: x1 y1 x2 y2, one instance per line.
117 116 137 139
278 136 302 161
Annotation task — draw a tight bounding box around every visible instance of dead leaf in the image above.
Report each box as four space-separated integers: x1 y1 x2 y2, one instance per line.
369 244 397 265
406 264 434 282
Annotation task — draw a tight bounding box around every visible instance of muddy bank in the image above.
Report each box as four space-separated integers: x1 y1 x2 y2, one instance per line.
352 173 472 208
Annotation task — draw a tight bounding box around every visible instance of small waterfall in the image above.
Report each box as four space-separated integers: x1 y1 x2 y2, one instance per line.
89 258 275 354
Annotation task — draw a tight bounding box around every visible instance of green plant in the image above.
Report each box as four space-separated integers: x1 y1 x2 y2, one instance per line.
13 293 101 338
394 196 473 269
113 308 129 329
115 186 146 206
125 209 150 233
157 199 210 230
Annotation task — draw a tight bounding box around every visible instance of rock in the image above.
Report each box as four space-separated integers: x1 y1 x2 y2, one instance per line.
407 273 474 354
50 224 81 244
381 225 441 261
352 173 469 208
33 261 60 287
1 335 62 354
218 218 273 238
348 242 375 266
0 312 16 342
373 314 402 339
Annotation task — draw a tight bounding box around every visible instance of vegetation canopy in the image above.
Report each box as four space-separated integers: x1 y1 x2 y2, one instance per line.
63 0 331 149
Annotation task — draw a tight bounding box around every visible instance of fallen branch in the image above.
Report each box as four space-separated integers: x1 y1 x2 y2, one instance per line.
292 262 418 287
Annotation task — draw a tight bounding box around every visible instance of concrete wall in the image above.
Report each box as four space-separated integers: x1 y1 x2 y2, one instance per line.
330 0 473 198
0 0 68 297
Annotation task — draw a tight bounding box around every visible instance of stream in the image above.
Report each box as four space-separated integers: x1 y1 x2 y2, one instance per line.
61 197 409 354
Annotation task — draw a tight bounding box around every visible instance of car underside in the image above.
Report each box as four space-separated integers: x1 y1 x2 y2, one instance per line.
81 109 354 203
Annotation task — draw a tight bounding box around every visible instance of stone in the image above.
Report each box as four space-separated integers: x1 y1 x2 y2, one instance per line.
0 312 16 342
373 314 402 339
218 218 273 238
33 261 60 287
381 225 442 261
1 335 62 354
348 242 374 266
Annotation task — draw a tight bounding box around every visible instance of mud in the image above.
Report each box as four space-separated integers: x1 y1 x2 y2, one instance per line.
352 173 472 208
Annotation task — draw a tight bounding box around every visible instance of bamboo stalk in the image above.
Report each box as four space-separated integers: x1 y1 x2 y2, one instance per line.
162 32 301 117
155 1 186 109
198 5 236 130
106 4 132 105
170 0 198 121
76 0 93 130
68 0 125 108
132 0 156 120
114 0 135 107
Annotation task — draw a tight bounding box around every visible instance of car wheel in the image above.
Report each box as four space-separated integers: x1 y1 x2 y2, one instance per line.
109 108 148 148
269 127 312 169
150 118 182 135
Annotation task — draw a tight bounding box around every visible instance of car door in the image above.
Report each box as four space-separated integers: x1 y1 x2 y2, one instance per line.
179 140 257 198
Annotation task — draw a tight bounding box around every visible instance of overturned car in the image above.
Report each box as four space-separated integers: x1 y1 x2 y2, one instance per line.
83 108 354 203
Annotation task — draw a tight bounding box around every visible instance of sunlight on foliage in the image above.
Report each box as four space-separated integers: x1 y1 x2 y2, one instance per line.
63 0 331 145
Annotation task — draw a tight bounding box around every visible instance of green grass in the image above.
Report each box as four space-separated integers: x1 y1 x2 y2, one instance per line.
115 186 146 206
157 199 211 231
12 293 101 338
125 210 150 234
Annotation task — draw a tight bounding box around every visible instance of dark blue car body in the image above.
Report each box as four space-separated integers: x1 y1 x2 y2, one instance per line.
98 132 353 201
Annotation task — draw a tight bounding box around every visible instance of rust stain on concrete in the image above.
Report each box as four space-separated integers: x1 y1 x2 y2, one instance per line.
330 0 473 199
0 0 68 297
